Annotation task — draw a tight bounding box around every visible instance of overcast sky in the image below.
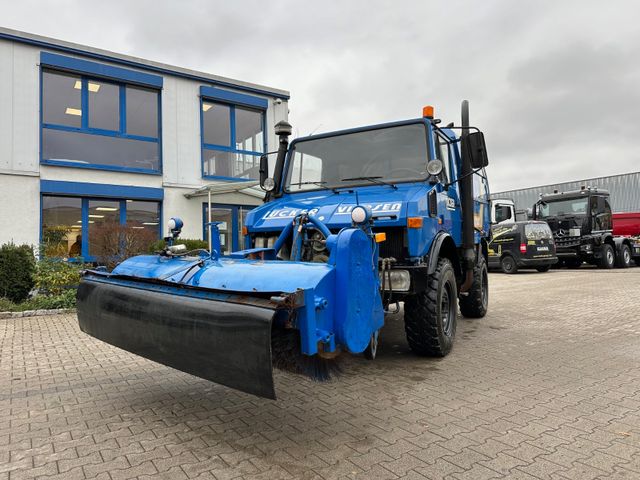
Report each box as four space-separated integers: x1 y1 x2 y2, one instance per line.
3 0 639 191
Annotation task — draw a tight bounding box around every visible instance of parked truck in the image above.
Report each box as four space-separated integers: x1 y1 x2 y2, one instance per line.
77 101 492 399
533 187 640 268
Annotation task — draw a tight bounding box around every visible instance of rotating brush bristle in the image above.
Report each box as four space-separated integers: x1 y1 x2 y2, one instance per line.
271 328 342 382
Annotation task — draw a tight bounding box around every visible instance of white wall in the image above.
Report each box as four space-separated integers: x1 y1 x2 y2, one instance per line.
0 174 40 246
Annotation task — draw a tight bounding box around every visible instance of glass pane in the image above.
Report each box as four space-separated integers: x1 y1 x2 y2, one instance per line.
42 70 82 127
88 81 119 131
202 149 260 179
202 102 230 146
238 207 251 250
126 86 158 138
41 196 82 257
285 123 428 191
43 128 160 170
204 207 233 253
235 107 264 153
126 200 160 236
87 200 120 257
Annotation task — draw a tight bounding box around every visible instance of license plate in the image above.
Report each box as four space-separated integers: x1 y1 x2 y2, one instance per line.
537 246 549 251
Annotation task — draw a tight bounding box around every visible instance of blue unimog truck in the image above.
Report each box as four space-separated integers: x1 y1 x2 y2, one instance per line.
77 101 492 399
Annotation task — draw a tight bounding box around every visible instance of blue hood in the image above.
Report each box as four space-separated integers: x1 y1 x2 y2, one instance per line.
246 183 431 232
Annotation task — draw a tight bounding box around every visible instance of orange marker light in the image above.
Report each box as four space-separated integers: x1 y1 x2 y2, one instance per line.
374 232 386 243
242 226 248 236
422 105 434 119
407 217 423 229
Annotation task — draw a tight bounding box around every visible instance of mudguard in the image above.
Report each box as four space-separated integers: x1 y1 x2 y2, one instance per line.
77 276 277 399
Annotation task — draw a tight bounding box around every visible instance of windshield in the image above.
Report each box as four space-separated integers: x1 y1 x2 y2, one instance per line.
525 223 552 240
538 198 588 218
285 123 429 192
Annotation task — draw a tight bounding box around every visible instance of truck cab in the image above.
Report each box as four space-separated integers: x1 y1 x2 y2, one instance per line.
533 187 635 268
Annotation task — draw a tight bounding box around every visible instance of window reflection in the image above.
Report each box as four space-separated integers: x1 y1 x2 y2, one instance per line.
43 129 159 170
202 102 231 146
42 70 81 128
89 81 119 131
41 196 82 257
235 107 264 153
126 86 158 138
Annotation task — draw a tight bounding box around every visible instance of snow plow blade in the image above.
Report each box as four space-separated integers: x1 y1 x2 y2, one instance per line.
77 276 277 399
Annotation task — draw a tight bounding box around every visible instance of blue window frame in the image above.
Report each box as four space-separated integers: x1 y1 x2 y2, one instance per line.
200 86 267 181
40 181 163 262
202 203 254 252
40 56 162 175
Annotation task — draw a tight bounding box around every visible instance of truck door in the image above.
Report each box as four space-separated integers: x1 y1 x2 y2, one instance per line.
436 133 461 244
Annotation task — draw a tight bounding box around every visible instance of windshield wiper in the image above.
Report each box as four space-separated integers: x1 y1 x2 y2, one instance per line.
288 181 339 193
340 176 398 190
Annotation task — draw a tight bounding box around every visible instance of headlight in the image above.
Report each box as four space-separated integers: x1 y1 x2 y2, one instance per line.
426 159 443 176
379 269 411 291
262 177 276 192
351 205 371 224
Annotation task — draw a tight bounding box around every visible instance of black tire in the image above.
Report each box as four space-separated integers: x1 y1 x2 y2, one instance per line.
536 265 551 272
500 255 518 274
598 244 615 269
565 258 582 269
615 244 632 268
404 257 457 357
459 255 488 318
636 259 640 267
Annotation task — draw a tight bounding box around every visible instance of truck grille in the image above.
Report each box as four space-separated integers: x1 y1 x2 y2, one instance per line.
554 236 580 248
375 228 406 260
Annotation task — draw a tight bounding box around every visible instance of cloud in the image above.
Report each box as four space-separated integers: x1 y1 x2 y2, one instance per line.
3 0 639 191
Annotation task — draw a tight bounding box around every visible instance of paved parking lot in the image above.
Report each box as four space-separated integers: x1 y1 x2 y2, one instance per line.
1 268 640 479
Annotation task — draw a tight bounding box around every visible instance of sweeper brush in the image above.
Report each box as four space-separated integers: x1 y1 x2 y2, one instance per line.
77 214 383 399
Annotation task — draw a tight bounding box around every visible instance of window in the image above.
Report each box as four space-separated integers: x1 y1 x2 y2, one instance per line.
41 69 161 173
285 123 429 192
203 204 254 252
201 99 265 179
494 205 513 223
42 196 82 257
41 195 160 260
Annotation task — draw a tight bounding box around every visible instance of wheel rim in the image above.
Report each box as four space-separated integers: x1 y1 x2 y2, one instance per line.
607 249 614 265
624 249 630 264
481 269 488 308
502 258 513 273
441 282 454 336
369 331 379 359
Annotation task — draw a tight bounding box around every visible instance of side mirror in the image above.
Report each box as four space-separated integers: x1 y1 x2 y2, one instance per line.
259 154 268 187
463 131 489 169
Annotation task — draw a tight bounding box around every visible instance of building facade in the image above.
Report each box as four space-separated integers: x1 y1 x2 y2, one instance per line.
491 171 640 214
0 27 289 260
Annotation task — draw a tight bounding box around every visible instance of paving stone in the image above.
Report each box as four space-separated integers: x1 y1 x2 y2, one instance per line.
2 270 640 479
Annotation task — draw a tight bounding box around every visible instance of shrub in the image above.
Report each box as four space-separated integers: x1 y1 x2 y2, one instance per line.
0 243 36 303
148 238 209 253
35 258 84 296
0 290 76 312
90 221 158 270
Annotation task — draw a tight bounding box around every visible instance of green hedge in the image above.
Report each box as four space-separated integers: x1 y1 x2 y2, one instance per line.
0 290 76 312
35 258 84 295
0 243 35 303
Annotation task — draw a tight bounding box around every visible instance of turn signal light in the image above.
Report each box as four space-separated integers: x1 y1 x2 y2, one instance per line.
422 105 434 118
519 243 527 253
242 226 248 236
374 232 386 243
408 217 423 229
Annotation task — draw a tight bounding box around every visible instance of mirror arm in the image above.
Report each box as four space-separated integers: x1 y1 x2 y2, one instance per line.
443 166 485 189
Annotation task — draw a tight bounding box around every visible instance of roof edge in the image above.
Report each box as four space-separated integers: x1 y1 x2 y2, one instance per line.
0 26 290 100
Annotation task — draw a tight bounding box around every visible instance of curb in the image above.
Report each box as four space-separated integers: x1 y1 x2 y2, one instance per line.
0 308 76 319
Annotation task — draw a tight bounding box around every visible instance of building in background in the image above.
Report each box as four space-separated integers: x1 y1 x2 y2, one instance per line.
491 171 640 214
0 27 289 259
